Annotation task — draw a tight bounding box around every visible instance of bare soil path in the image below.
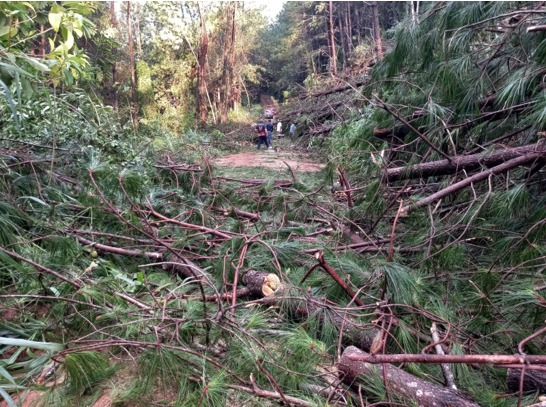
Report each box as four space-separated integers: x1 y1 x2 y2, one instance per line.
213 139 325 173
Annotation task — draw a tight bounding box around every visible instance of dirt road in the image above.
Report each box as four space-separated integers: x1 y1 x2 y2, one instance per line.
213 149 324 172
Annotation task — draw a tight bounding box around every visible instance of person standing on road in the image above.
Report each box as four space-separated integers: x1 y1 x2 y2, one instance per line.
276 121 282 136
266 119 274 148
255 120 269 150
289 122 296 137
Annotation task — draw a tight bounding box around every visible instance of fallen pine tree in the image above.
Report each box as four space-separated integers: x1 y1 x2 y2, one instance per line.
339 346 481 407
385 141 546 182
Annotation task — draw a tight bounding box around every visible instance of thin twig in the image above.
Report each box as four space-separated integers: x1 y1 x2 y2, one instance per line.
315 252 365 307
431 323 457 390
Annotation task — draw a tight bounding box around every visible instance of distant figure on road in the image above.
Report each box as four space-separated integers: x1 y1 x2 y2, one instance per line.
289 122 296 137
255 120 269 150
266 119 274 148
277 121 282 136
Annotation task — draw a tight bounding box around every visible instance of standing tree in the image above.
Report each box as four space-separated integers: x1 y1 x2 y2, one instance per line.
197 3 210 124
127 2 138 129
371 1 384 59
328 1 338 76
219 2 237 123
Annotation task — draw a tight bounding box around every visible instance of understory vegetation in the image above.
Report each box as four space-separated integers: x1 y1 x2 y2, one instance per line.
1 2 546 407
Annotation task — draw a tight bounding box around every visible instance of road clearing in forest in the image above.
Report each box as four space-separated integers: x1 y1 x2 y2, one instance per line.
213 149 325 172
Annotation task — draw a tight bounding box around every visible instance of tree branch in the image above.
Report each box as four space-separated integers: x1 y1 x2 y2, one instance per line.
401 152 543 214
386 141 546 182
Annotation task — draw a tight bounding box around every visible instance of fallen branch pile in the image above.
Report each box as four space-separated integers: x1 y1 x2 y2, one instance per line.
1 144 545 407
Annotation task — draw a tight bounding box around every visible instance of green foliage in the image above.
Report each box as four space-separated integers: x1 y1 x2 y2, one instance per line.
64 351 112 395
2 2 546 406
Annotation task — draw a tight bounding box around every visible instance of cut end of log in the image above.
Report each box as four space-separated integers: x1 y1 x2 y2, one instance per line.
262 274 281 296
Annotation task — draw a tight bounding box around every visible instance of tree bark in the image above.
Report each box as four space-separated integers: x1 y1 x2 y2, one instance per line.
400 150 545 214
239 270 378 351
135 3 142 56
337 4 346 70
328 1 337 76
228 3 237 112
342 351 546 365
110 2 118 110
126 2 138 129
385 142 546 182
371 1 384 59
507 368 546 393
219 3 236 124
339 346 480 407
345 2 353 55
197 4 209 124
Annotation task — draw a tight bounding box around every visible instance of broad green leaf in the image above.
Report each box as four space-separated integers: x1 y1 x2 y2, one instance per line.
0 61 31 77
63 26 74 50
0 24 17 38
48 4 64 32
53 40 71 54
0 337 64 352
0 365 15 385
4 53 16 64
22 56 49 72
0 387 17 407
20 2 35 13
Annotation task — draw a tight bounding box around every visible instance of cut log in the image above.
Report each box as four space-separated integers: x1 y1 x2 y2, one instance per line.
242 269 282 298
339 346 480 407
385 142 546 182
240 270 378 351
507 368 546 393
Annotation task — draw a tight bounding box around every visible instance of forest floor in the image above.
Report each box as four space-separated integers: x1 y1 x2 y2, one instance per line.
0 134 329 407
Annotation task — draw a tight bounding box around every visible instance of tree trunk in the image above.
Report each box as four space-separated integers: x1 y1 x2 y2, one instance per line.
110 2 118 110
328 1 337 76
354 3 361 39
385 141 546 182
228 4 237 110
219 2 236 124
370 1 384 60
507 368 546 393
345 2 353 55
339 346 480 407
337 5 346 70
400 151 545 214
135 3 142 56
197 4 209 125
127 2 138 129
238 270 378 351
39 24 47 57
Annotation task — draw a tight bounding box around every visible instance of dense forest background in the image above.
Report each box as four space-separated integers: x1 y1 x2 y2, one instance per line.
1 2 545 407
